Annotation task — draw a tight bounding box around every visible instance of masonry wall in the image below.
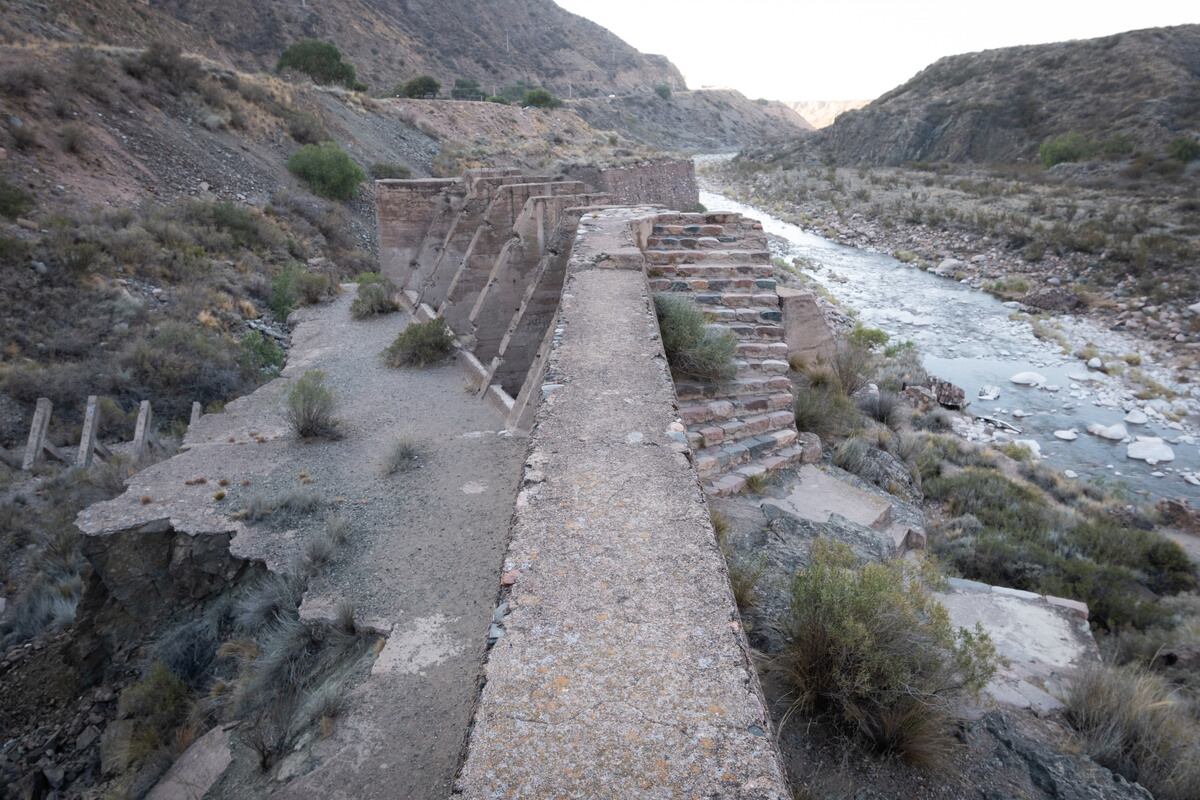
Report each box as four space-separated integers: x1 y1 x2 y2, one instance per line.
374 179 458 288
565 158 699 210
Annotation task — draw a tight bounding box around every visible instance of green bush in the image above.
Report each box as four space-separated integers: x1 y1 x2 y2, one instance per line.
350 279 398 319
295 271 333 304
119 661 192 765
400 75 440 98
286 370 338 438
239 331 284 374
522 88 562 108
1167 136 1200 164
1039 132 1095 167
287 143 365 201
1064 664 1200 800
0 177 34 219
383 318 455 367
270 263 302 319
119 321 247 420
774 541 996 765
450 78 483 100
793 380 862 440
368 162 412 180
847 324 888 351
654 84 671 100
485 95 508 105
277 40 359 88
286 111 328 145
653 294 737 382
126 42 202 95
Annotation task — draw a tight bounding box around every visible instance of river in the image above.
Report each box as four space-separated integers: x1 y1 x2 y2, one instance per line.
697 185 1200 503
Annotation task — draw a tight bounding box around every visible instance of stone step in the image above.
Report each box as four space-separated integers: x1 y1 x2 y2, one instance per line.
676 375 793 401
735 341 789 359
648 277 777 294
652 223 725 237
693 291 779 309
647 263 774 279
688 410 797 449
735 358 790 377
677 391 793 426
644 250 770 266
707 321 785 341
705 305 784 324
693 428 800 479
705 445 805 496
646 236 726 250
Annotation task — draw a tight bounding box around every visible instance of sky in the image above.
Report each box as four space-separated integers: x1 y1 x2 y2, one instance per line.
554 0 1198 101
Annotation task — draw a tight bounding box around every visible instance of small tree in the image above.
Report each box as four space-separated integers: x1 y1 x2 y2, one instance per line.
277 40 359 89
1038 132 1094 168
400 75 440 98
522 88 562 108
654 84 671 100
450 78 483 100
1167 136 1200 163
287 143 365 201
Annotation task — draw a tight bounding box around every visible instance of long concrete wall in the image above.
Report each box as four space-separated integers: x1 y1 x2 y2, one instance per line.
563 157 699 211
454 207 789 798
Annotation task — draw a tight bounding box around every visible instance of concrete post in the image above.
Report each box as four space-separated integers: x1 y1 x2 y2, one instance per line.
21 397 52 470
190 401 202 428
133 400 153 461
77 395 101 468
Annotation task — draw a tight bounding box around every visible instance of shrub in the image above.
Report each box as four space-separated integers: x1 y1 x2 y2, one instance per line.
0 66 47 97
793 382 861 440
847 324 888 351
0 177 34 219
368 162 412 180
295 271 333 304
119 661 191 764
350 279 398 319
240 331 285 374
522 88 562 108
270 263 302 319
277 41 359 88
1064 664 1200 800
450 78 483 100
654 84 671 100
286 111 328 145
913 408 954 432
287 143 365 201
286 370 338 439
384 438 420 474
774 541 996 765
830 341 874 396
120 322 246 420
128 42 203 95
653 294 737 382
1039 132 1094 167
1167 136 1200 164
383 318 455 367
400 75 440 98
485 95 508 104
857 391 901 428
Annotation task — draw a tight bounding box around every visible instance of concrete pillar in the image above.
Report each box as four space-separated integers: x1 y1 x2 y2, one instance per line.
21 397 52 470
190 401 202 428
133 400 153 461
77 395 101 468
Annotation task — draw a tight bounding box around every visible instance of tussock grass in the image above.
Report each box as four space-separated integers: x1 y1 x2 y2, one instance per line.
654 294 737 382
384 438 421 475
793 382 862 441
857 391 902 428
383 318 455 367
242 488 323 523
350 277 398 319
772 541 996 766
1064 664 1200 800
286 370 338 439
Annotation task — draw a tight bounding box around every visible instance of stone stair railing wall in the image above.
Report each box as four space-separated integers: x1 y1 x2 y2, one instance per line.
375 172 805 495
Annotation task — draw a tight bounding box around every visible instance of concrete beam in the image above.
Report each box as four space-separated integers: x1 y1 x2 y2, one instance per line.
21 397 52 470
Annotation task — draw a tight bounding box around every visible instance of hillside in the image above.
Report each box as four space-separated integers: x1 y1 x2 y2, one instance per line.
0 0 685 98
774 25 1200 165
785 99 867 129
570 89 811 152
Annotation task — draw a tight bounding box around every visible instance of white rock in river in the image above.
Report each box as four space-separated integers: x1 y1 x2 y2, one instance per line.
978 385 1001 401
1184 472 1200 486
1126 437 1175 465
1087 357 1104 370
1064 470 1079 479
1013 409 1029 418
1012 439 1042 458
1054 429 1078 441
1010 372 1046 387
1087 422 1128 441
1188 302 1200 315
1123 409 1149 425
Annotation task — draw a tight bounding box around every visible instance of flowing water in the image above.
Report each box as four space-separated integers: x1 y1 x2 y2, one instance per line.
698 186 1200 502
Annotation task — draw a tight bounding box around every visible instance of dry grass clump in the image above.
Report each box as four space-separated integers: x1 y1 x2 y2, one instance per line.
383 318 455 367
654 294 737 382
349 275 398 319
773 541 996 766
793 380 862 441
286 370 338 439
1064 664 1200 800
857 390 902 429
384 438 421 474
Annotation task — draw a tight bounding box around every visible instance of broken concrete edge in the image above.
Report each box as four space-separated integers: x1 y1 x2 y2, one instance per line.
453 207 790 798
945 577 1090 620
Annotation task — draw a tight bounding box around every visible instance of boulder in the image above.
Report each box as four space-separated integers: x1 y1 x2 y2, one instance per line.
935 257 964 276
1053 429 1078 441
1086 422 1127 441
929 378 965 409
978 385 1001 401
1123 408 1149 424
795 431 822 464
1022 287 1081 312
1126 436 1174 465
1010 372 1046 387
1087 357 1104 371
902 385 937 413
1012 439 1042 458
778 287 835 366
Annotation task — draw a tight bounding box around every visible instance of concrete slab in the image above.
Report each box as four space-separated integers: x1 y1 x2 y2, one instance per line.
765 463 890 529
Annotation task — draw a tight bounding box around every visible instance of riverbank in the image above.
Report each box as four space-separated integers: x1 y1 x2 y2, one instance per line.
698 158 1200 395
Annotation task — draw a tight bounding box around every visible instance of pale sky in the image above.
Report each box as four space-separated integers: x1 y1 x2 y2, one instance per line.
555 0 1197 101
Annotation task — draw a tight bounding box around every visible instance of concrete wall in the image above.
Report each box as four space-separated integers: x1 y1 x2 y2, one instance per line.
565 158 699 210
457 207 789 799
374 179 459 288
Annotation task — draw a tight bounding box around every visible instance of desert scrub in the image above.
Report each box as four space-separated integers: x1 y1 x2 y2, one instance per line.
286 370 338 439
773 541 996 765
384 438 421 474
119 661 192 764
277 40 360 89
793 378 862 441
1064 664 1200 800
0 177 34 218
350 277 398 319
239 331 285 375
857 390 902 428
295 270 334 304
368 162 412 180
383 318 454 367
654 294 737 382
287 143 365 201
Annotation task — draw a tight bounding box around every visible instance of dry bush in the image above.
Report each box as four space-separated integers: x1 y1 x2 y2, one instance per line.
286 370 338 439
654 293 737 382
383 319 455 367
350 277 398 319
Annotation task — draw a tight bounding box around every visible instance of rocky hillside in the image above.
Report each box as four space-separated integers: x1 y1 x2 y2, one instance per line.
785 99 866 129
0 0 684 98
570 89 811 152
776 25 1200 165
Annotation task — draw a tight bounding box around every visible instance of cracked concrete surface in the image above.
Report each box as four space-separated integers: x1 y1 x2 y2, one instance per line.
455 209 789 798
78 290 525 799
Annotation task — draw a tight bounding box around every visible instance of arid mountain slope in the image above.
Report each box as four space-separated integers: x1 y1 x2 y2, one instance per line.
570 89 811 152
0 0 685 97
786 99 867 129
776 25 1200 165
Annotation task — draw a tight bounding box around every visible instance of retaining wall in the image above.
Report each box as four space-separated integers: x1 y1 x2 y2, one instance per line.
564 158 699 211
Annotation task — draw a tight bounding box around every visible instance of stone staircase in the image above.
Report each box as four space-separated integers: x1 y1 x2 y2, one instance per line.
643 213 803 496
